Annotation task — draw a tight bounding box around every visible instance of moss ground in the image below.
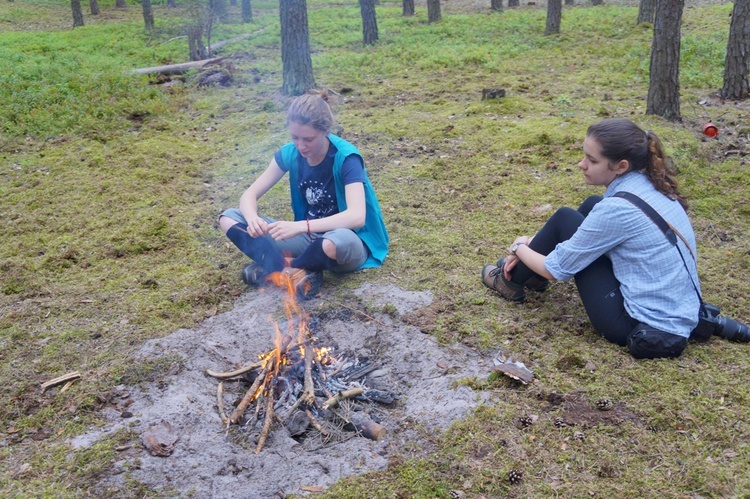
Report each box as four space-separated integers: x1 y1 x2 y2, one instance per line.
1 0 749 497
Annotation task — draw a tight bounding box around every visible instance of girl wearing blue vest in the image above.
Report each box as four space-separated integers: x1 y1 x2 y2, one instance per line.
219 91 389 299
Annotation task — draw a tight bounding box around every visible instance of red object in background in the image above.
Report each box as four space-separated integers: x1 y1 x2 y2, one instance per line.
703 123 718 137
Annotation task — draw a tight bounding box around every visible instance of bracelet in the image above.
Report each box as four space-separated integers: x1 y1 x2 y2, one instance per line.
306 219 311 237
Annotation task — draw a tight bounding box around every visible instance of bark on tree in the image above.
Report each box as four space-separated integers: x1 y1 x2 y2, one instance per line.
211 0 228 22
491 0 503 12
89 0 99 15
565 0 574 5
427 0 441 23
647 0 684 121
359 0 378 45
242 0 252 22
721 0 750 100
71 0 84 27
188 26 208 60
167 0 175 6
591 0 602 5
115 0 126 7
508 0 519 7
402 0 414 16
637 0 656 25
280 0 316 95
545 0 562 35
142 0 155 30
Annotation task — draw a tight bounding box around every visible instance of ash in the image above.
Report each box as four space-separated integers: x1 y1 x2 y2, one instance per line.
72 284 491 498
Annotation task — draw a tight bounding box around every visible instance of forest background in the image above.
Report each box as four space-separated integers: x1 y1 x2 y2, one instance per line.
1 0 749 496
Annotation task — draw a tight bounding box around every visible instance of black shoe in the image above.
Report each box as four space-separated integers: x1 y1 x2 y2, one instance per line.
241 263 266 286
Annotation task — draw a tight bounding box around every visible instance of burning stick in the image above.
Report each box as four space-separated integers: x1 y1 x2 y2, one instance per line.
229 365 269 424
323 387 364 410
254 389 276 454
301 345 315 405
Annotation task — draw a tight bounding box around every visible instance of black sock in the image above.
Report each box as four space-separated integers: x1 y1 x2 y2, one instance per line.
226 223 285 274
291 238 337 271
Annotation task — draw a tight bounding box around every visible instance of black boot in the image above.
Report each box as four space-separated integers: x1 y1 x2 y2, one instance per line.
226 223 285 275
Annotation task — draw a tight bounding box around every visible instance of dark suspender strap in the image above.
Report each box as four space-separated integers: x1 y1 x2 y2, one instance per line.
614 192 677 246
613 191 705 312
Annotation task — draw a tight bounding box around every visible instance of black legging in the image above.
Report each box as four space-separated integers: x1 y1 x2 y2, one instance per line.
510 196 637 346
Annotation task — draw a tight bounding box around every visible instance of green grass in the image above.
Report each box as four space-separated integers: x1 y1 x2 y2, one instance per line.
2 0 750 497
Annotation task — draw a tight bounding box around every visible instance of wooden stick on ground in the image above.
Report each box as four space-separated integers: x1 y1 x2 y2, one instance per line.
205 362 262 380
41 371 81 392
322 387 364 410
216 381 228 425
254 391 276 454
305 408 329 436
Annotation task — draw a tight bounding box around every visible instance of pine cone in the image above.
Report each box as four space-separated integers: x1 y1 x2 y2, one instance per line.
517 416 534 428
595 398 613 411
508 468 523 484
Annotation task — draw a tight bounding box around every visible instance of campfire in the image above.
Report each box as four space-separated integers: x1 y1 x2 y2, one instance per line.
206 272 395 454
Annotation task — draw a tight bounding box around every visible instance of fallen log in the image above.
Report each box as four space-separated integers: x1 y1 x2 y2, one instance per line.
343 412 386 441
128 57 224 76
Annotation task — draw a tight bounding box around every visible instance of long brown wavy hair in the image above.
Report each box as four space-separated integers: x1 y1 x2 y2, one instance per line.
587 118 688 210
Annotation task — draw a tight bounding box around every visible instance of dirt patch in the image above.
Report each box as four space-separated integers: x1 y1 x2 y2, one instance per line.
70 283 493 497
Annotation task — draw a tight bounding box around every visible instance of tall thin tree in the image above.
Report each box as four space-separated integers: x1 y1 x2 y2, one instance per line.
637 0 656 25
280 0 316 95
115 0 126 8
359 0 378 46
545 0 562 35
721 0 750 100
89 0 99 15
508 0 518 6
242 0 253 23
491 0 502 13
142 0 155 30
402 0 414 16
646 0 684 121
427 0 441 23
71 0 84 26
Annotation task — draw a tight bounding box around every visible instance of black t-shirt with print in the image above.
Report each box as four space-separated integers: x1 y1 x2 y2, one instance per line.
275 142 365 220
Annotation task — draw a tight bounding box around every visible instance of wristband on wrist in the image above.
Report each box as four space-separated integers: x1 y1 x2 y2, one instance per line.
306 219 311 237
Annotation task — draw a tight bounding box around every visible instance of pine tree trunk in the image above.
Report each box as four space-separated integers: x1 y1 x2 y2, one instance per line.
427 0 441 23
188 26 208 61
89 0 99 15
591 0 602 5
115 0 126 8
402 0 414 16
242 0 252 22
508 0 519 7
71 0 84 27
359 0 378 46
721 0 750 100
167 0 175 6
142 0 155 30
545 0 562 35
491 0 503 12
280 0 316 96
565 0 574 5
647 0 684 121
637 0 656 25
211 0 228 22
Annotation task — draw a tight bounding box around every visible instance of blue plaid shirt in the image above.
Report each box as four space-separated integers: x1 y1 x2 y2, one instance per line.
545 172 700 337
